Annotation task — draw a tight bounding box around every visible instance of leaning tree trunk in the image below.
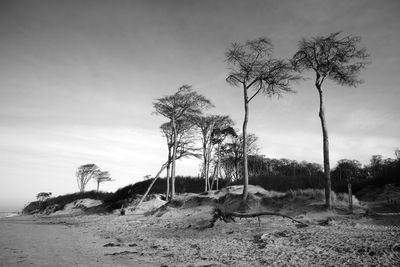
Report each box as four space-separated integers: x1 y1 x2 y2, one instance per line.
210 164 218 190
242 86 249 200
132 162 168 210
317 84 332 209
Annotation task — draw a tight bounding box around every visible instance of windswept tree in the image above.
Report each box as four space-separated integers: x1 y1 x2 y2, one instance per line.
292 32 369 208
192 114 233 191
94 171 112 192
76 164 100 192
226 37 299 200
153 85 212 199
161 119 198 200
133 120 200 209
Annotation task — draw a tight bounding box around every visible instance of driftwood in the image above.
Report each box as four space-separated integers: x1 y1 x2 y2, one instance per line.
207 208 307 228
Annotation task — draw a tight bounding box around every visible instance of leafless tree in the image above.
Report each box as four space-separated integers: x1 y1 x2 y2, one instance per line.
153 85 212 199
76 164 100 192
192 115 233 191
292 32 369 208
94 171 112 192
134 121 200 209
210 125 236 190
220 133 259 181
161 119 199 200
226 37 299 200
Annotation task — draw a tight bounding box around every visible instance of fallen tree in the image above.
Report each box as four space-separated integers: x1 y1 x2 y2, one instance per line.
207 208 308 228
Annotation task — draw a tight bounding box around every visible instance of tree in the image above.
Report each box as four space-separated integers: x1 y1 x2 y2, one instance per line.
36 192 52 202
161 119 198 200
210 125 236 190
369 154 383 179
76 164 100 192
292 32 369 208
226 37 299 200
153 85 212 199
220 133 259 181
134 124 199 209
192 114 233 191
334 159 362 213
395 148 400 160
94 171 112 192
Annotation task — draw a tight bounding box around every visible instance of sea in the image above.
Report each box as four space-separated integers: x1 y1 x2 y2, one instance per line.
0 212 19 219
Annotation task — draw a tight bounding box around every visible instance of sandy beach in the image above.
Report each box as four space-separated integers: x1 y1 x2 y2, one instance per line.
0 215 155 267
1 204 399 267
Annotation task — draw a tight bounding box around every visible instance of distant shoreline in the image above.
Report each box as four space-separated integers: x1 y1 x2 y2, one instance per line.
0 212 20 219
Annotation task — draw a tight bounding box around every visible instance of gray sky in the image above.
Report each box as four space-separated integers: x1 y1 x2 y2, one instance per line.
1 0 399 211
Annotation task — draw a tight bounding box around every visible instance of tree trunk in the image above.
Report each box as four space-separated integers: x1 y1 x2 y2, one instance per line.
132 162 168 210
216 143 221 190
348 181 353 214
166 145 172 201
235 159 240 181
242 86 249 200
210 163 219 190
207 150 212 190
203 143 208 191
317 84 332 209
96 182 100 193
171 117 178 199
166 163 171 201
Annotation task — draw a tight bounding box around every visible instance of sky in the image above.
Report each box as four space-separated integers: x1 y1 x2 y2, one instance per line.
0 0 399 211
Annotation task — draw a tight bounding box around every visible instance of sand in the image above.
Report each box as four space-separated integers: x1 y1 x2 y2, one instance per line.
2 186 400 266
0 216 155 267
2 208 399 266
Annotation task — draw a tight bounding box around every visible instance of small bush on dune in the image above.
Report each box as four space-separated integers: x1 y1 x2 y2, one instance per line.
285 188 360 207
286 188 331 201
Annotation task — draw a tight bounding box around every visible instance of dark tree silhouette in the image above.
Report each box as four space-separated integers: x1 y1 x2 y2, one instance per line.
226 37 299 200
292 32 369 208
333 159 362 212
94 171 112 192
220 133 259 181
153 85 212 199
36 192 52 202
161 119 198 200
192 115 233 191
210 125 236 190
76 164 100 192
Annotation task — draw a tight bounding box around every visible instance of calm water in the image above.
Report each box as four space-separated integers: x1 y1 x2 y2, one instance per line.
0 212 19 219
